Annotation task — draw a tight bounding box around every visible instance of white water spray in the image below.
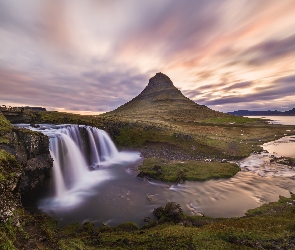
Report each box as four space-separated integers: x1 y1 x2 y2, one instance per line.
15 124 140 209
47 125 121 198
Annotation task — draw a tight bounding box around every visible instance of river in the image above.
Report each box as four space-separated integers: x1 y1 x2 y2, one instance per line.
16 119 295 227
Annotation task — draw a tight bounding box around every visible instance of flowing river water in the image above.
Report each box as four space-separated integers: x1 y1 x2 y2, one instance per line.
17 119 295 227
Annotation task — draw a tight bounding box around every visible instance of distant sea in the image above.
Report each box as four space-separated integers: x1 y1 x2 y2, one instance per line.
247 116 295 125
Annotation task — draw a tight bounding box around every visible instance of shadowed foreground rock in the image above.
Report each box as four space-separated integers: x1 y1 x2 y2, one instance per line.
153 202 184 223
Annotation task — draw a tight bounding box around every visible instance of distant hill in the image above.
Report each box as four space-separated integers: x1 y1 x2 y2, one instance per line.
228 108 295 116
103 72 229 122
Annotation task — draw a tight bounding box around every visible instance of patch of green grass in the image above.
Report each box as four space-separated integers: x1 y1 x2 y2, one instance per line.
245 195 294 217
202 116 263 125
0 208 60 250
114 126 173 148
138 158 240 182
115 127 152 147
0 136 9 144
113 222 138 232
37 111 104 128
59 238 97 250
0 150 21 182
0 218 17 250
0 112 12 144
0 112 12 136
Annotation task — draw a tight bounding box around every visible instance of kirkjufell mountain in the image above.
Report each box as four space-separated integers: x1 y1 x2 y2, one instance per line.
104 72 229 122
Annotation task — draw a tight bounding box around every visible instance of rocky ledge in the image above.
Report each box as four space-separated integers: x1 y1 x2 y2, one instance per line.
0 122 52 222
0 150 22 222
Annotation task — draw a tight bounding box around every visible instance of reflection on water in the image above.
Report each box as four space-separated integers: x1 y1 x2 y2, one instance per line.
263 135 295 158
44 158 295 227
247 115 295 125
180 172 294 218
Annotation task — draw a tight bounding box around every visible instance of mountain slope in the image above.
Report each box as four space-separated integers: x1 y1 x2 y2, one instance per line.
104 72 228 122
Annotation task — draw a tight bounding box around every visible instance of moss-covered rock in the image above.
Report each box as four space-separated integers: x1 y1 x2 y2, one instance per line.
153 202 184 223
0 116 53 222
0 208 59 250
0 112 12 144
0 112 12 135
10 128 53 197
0 150 22 222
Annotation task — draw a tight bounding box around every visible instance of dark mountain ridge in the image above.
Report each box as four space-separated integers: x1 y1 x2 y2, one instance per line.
228 108 295 116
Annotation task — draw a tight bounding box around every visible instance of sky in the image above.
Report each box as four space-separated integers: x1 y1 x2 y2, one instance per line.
0 0 295 114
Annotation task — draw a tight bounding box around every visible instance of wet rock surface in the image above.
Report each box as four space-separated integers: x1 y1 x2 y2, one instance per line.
11 128 53 195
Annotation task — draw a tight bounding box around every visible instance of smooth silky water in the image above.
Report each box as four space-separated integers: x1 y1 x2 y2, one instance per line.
16 123 295 227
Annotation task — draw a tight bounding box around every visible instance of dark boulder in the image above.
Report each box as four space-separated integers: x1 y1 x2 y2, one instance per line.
153 202 184 223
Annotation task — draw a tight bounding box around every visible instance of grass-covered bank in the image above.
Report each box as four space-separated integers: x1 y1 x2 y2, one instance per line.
0 112 11 144
1 194 295 249
0 150 21 182
3 110 295 160
138 158 240 182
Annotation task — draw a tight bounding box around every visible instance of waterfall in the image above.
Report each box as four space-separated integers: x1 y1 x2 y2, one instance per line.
50 132 87 196
40 125 120 198
97 129 119 160
15 123 141 209
49 140 67 198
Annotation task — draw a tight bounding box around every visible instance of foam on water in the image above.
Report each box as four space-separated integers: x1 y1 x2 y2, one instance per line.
18 124 141 210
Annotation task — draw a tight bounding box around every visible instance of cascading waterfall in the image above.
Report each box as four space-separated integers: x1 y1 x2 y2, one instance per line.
98 129 119 160
13 123 140 209
87 126 119 167
49 131 88 197
47 125 119 199
86 126 100 168
62 125 84 149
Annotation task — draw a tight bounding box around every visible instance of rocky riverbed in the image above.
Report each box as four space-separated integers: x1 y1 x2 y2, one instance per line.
239 135 295 178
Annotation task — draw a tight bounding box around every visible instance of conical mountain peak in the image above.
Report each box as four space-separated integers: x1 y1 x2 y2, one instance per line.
139 72 185 100
105 73 227 122
147 72 174 88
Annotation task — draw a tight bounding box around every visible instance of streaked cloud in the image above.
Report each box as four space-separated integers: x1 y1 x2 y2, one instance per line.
195 74 295 111
240 34 295 66
0 0 294 113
